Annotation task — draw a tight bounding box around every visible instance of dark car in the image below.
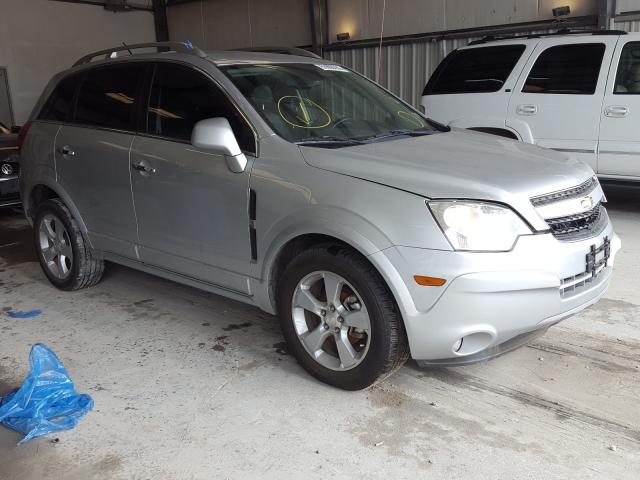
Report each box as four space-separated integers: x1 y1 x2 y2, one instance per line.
1 121 20 207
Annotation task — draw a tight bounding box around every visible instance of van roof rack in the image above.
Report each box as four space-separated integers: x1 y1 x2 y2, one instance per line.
467 29 627 46
73 41 207 67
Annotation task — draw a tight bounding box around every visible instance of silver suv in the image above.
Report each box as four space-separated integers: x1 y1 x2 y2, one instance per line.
20 42 620 390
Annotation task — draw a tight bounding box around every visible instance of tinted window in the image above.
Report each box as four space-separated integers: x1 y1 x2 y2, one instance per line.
523 43 605 94
147 63 255 154
74 64 145 130
614 42 640 94
39 73 82 122
424 45 526 95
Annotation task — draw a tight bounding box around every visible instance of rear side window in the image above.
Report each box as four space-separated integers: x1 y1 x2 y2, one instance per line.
523 43 605 94
74 64 146 130
146 63 255 154
613 42 640 94
423 45 526 95
38 73 82 122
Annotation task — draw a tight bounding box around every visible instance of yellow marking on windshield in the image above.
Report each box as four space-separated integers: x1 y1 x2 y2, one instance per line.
296 91 311 125
277 96 331 129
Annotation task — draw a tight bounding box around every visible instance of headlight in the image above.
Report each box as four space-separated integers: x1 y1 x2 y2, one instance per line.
428 200 531 251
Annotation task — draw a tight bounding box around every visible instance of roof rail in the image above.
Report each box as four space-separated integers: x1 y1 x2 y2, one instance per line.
467 29 627 46
73 41 207 67
232 46 321 59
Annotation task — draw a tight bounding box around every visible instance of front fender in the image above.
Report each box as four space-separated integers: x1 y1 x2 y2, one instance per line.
258 204 393 280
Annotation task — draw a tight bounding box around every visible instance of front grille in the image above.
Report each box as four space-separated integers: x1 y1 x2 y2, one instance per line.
0 192 20 202
560 236 611 297
530 176 598 207
546 202 606 241
560 270 600 298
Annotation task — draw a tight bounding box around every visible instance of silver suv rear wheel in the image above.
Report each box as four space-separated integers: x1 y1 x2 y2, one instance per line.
34 199 104 291
37 213 73 280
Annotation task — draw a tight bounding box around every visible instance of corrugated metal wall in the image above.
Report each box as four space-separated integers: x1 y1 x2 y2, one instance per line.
324 28 586 108
325 38 475 108
614 18 640 32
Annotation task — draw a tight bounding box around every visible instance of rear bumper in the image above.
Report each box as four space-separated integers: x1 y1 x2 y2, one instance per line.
0 176 20 207
369 216 620 362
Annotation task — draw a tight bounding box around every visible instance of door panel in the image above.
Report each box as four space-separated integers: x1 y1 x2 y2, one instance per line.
598 40 640 177
53 62 146 258
130 62 257 294
506 37 619 172
130 136 253 294
55 126 137 257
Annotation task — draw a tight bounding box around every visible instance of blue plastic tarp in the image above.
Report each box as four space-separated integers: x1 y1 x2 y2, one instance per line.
0 344 93 444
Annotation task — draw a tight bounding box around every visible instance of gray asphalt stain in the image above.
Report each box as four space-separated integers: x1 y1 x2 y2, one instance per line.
352 383 549 470
223 322 252 331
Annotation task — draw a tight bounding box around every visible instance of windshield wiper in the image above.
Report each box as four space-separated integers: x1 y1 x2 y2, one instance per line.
295 136 365 147
362 128 437 141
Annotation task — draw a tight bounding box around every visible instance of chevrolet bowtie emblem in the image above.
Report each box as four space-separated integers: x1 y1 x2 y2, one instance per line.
581 196 594 210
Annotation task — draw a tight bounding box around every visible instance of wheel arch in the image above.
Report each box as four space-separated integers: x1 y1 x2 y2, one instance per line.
25 182 90 237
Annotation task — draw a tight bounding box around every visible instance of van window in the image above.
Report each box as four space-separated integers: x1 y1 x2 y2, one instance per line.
423 45 526 95
74 64 146 131
146 63 256 154
523 43 605 95
613 42 640 94
39 73 82 122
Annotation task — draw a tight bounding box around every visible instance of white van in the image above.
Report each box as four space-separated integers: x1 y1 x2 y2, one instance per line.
421 30 640 181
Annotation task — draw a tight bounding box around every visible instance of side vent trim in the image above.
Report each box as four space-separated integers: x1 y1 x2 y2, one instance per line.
249 189 257 261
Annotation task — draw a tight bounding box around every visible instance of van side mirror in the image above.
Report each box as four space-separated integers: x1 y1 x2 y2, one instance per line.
191 118 247 173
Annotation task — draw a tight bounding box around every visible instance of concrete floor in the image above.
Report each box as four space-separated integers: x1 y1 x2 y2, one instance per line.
0 185 639 480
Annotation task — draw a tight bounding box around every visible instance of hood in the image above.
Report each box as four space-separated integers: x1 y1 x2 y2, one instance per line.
299 129 594 230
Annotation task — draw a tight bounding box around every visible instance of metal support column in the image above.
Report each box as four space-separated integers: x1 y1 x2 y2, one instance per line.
598 0 615 29
152 0 170 42
308 0 328 56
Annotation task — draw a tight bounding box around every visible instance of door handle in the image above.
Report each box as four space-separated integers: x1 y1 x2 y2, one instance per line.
516 104 537 116
58 145 75 156
604 105 629 118
131 162 156 174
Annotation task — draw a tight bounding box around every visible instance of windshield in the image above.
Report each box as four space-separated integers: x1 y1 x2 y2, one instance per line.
221 63 444 146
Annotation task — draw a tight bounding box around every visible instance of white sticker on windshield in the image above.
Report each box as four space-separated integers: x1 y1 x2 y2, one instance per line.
315 64 349 72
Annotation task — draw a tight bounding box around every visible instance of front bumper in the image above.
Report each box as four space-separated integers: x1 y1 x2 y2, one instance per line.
369 215 620 363
0 175 20 207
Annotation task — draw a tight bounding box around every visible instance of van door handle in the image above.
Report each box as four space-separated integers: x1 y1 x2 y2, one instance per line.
58 145 75 156
516 104 537 116
131 162 156 174
604 105 629 117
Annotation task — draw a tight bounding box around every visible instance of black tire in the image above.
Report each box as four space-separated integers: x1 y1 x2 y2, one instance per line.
277 244 409 390
34 199 104 291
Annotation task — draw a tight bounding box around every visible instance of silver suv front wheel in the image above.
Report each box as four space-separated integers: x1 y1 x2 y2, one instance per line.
292 271 372 371
278 244 409 390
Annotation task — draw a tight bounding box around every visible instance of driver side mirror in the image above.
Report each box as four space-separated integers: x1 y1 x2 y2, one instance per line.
191 118 247 173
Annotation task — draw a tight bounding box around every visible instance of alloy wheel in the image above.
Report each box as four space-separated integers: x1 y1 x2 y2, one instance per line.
291 271 371 371
38 213 73 280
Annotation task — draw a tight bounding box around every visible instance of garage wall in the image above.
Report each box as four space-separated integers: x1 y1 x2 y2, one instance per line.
0 0 155 125
328 0 598 42
167 0 311 51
